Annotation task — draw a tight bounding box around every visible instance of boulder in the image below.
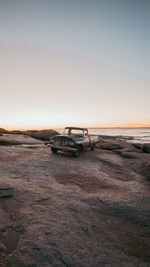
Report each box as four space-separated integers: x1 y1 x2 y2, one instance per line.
97 142 125 150
141 143 150 153
26 129 59 141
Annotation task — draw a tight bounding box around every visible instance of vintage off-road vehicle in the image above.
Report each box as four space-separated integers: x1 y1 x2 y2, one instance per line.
48 127 99 157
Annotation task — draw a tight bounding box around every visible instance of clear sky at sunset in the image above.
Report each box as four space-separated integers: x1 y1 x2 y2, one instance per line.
0 0 150 129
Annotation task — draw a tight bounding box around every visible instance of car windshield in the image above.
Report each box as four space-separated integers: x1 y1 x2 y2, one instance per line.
64 128 84 136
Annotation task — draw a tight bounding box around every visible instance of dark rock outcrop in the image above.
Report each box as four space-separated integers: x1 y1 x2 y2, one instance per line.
98 142 125 150
96 138 143 160
142 143 150 153
26 129 59 141
3 129 59 142
96 138 132 151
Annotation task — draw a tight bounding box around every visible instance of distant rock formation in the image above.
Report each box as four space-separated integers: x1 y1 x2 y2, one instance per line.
0 128 8 133
0 129 60 146
25 129 59 141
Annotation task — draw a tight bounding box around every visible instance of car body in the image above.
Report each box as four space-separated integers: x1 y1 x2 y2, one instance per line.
48 127 99 157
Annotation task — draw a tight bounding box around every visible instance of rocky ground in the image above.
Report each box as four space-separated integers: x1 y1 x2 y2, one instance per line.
0 131 150 266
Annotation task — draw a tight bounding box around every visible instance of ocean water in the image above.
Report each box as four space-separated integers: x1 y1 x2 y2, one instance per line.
88 128 150 143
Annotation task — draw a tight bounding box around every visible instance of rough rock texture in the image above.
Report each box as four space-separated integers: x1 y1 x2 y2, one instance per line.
25 129 59 141
140 161 150 180
97 137 132 150
0 128 59 145
98 142 125 150
96 138 144 159
0 184 14 198
0 134 44 146
0 134 150 266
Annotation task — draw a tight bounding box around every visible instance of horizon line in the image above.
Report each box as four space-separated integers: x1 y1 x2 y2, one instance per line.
1 124 150 131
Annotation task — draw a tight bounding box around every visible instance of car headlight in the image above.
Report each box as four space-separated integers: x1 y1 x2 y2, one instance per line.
69 141 74 146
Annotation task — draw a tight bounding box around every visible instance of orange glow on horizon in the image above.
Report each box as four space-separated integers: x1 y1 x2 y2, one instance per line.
2 122 150 131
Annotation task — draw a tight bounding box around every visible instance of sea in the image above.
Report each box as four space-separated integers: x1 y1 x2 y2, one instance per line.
58 128 150 144
88 128 150 144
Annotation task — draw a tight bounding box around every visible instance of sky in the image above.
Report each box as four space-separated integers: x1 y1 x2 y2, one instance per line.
0 0 150 129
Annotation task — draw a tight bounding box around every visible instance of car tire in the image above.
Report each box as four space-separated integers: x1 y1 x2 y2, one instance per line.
51 148 58 153
91 144 95 151
73 147 80 157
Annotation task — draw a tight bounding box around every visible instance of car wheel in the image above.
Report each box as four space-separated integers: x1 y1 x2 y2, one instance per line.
91 144 95 151
73 147 80 157
51 148 58 153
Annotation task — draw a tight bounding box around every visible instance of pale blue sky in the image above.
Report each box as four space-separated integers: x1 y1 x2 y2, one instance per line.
0 0 150 128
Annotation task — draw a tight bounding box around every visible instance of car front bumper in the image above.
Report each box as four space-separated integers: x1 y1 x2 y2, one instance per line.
48 144 77 153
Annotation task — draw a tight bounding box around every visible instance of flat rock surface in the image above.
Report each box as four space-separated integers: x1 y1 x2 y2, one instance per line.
0 141 150 266
0 134 43 145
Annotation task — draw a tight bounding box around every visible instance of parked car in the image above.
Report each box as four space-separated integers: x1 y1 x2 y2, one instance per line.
48 127 99 157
